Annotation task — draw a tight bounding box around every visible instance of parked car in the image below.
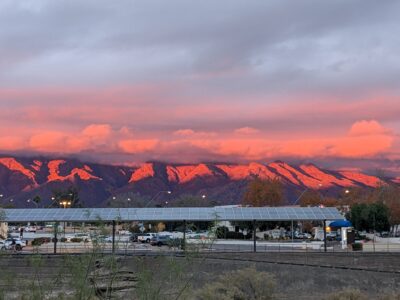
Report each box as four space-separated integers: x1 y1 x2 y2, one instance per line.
118 230 131 235
150 235 173 246
91 235 108 243
130 233 140 242
325 232 338 241
0 240 5 251
296 232 312 239
137 233 156 243
104 236 114 243
24 226 37 233
380 232 390 238
3 238 26 251
66 233 91 243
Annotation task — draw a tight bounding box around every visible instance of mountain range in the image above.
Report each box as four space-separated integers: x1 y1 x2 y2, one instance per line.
0 156 397 208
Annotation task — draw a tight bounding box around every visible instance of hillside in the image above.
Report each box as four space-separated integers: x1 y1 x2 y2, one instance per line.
0 156 394 207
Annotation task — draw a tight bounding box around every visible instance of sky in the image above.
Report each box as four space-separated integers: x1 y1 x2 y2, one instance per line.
0 0 400 175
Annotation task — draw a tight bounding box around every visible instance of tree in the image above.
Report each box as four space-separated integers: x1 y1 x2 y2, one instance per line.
51 186 82 208
33 195 41 208
347 202 390 232
174 194 216 207
299 190 322 207
243 177 283 207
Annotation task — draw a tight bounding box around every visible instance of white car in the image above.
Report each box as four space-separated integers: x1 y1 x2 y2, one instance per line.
65 233 91 242
3 238 26 250
118 230 131 235
25 226 37 233
137 233 156 243
296 233 312 239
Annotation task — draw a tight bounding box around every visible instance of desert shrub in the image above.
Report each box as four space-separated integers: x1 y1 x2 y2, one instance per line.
244 233 254 240
380 292 400 300
226 231 244 239
324 288 367 300
195 266 276 300
352 243 363 251
215 226 229 238
167 238 184 249
31 237 51 246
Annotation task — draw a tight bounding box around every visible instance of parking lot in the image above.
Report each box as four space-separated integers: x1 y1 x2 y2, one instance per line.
3 225 400 254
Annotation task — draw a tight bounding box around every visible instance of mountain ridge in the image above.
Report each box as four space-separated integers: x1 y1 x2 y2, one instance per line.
0 155 395 207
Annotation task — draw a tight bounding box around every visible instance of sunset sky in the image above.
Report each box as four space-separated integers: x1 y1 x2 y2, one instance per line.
1 1 399 174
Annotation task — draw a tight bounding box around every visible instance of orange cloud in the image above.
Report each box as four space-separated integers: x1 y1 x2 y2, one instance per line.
349 120 390 136
0 136 26 151
185 120 395 160
331 135 393 157
29 131 67 152
118 139 159 153
82 124 112 140
0 118 396 163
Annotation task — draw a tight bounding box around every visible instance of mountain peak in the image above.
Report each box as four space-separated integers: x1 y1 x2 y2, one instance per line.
47 160 101 182
129 163 155 182
0 157 36 183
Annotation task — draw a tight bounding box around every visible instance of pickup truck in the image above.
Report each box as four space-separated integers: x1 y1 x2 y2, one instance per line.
137 233 156 243
1 238 26 251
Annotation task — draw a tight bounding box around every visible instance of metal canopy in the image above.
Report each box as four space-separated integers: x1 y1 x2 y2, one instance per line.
0 207 343 222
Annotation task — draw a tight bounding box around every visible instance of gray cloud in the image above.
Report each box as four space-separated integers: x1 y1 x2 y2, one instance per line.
0 0 400 171
0 0 399 93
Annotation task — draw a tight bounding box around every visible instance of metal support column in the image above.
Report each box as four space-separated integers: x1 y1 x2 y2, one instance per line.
183 220 186 251
253 219 257 253
53 222 58 254
112 220 116 254
291 220 294 243
323 220 327 252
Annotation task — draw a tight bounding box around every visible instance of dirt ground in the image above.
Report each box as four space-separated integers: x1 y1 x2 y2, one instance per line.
0 252 399 299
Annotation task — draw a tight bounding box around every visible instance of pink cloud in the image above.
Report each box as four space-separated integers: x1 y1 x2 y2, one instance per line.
82 124 112 140
173 129 217 138
118 139 159 154
0 136 26 151
349 120 391 136
0 119 396 162
174 129 196 136
29 131 67 152
234 127 260 135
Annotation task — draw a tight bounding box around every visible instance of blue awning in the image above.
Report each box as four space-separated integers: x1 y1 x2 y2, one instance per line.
329 220 352 227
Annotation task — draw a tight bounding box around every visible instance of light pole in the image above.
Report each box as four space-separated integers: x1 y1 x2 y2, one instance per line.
59 200 71 235
26 199 38 208
145 190 172 208
291 184 323 242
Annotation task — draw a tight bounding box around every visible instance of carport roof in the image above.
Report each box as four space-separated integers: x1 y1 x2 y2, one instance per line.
0 206 344 222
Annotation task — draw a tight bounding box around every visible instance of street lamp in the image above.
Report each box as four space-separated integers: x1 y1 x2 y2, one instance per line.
59 200 71 236
59 200 71 209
